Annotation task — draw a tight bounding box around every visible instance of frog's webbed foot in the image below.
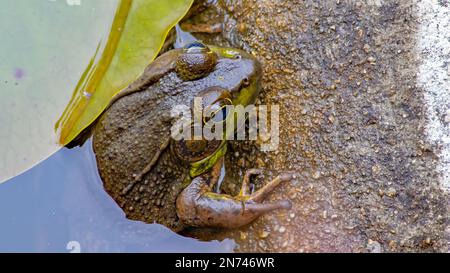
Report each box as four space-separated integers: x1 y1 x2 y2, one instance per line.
242 170 293 207
176 170 294 229
121 139 170 195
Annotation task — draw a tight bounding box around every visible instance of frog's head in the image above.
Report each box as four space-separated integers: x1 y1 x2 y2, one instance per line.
208 45 262 107
197 45 262 139
174 42 262 141
175 42 262 106
172 42 262 177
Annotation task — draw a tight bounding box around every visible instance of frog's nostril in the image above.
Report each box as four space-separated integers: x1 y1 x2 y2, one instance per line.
234 54 242 60
243 77 250 86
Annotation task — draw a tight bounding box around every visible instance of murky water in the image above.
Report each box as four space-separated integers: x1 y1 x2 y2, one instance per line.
0 140 234 252
0 0 235 252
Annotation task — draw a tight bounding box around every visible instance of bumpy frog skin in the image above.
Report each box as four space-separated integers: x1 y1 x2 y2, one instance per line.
92 42 292 231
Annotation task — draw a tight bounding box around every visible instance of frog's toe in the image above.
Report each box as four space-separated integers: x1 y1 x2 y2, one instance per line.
249 172 295 202
241 199 291 218
253 199 292 210
278 172 296 181
278 199 292 210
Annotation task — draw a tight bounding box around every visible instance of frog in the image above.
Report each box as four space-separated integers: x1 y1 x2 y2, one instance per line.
92 41 293 232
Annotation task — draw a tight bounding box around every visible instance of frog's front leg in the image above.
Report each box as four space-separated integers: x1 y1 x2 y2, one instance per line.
176 160 293 229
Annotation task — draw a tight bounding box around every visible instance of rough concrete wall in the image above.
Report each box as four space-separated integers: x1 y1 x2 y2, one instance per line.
187 0 449 252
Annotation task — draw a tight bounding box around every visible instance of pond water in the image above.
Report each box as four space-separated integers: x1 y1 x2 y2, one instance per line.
0 140 234 252
0 0 234 253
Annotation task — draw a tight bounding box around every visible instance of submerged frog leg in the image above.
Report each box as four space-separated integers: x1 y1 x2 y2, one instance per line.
121 139 170 195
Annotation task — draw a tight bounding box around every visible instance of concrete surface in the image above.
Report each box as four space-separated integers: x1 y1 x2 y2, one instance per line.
184 0 450 252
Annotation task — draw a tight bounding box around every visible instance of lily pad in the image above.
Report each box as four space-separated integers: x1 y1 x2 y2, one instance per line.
56 0 194 145
0 0 192 183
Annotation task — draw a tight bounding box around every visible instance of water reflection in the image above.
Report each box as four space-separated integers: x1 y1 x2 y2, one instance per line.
0 140 235 252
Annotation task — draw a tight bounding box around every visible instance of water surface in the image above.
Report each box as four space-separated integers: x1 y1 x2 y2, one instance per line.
0 141 234 252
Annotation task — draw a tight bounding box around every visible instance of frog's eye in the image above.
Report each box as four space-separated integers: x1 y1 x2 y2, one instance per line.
176 41 218 81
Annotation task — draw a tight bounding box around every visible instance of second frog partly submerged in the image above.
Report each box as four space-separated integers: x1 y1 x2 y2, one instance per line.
93 42 293 232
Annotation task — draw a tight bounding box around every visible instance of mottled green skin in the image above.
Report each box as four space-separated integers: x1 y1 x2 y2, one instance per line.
92 46 261 231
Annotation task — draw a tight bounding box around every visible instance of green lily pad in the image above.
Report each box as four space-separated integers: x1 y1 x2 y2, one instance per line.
0 0 193 183
56 0 193 145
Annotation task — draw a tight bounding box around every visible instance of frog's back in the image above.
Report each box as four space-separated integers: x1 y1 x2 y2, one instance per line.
93 76 191 231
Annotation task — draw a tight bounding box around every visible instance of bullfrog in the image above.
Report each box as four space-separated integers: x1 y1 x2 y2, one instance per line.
92 42 293 232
